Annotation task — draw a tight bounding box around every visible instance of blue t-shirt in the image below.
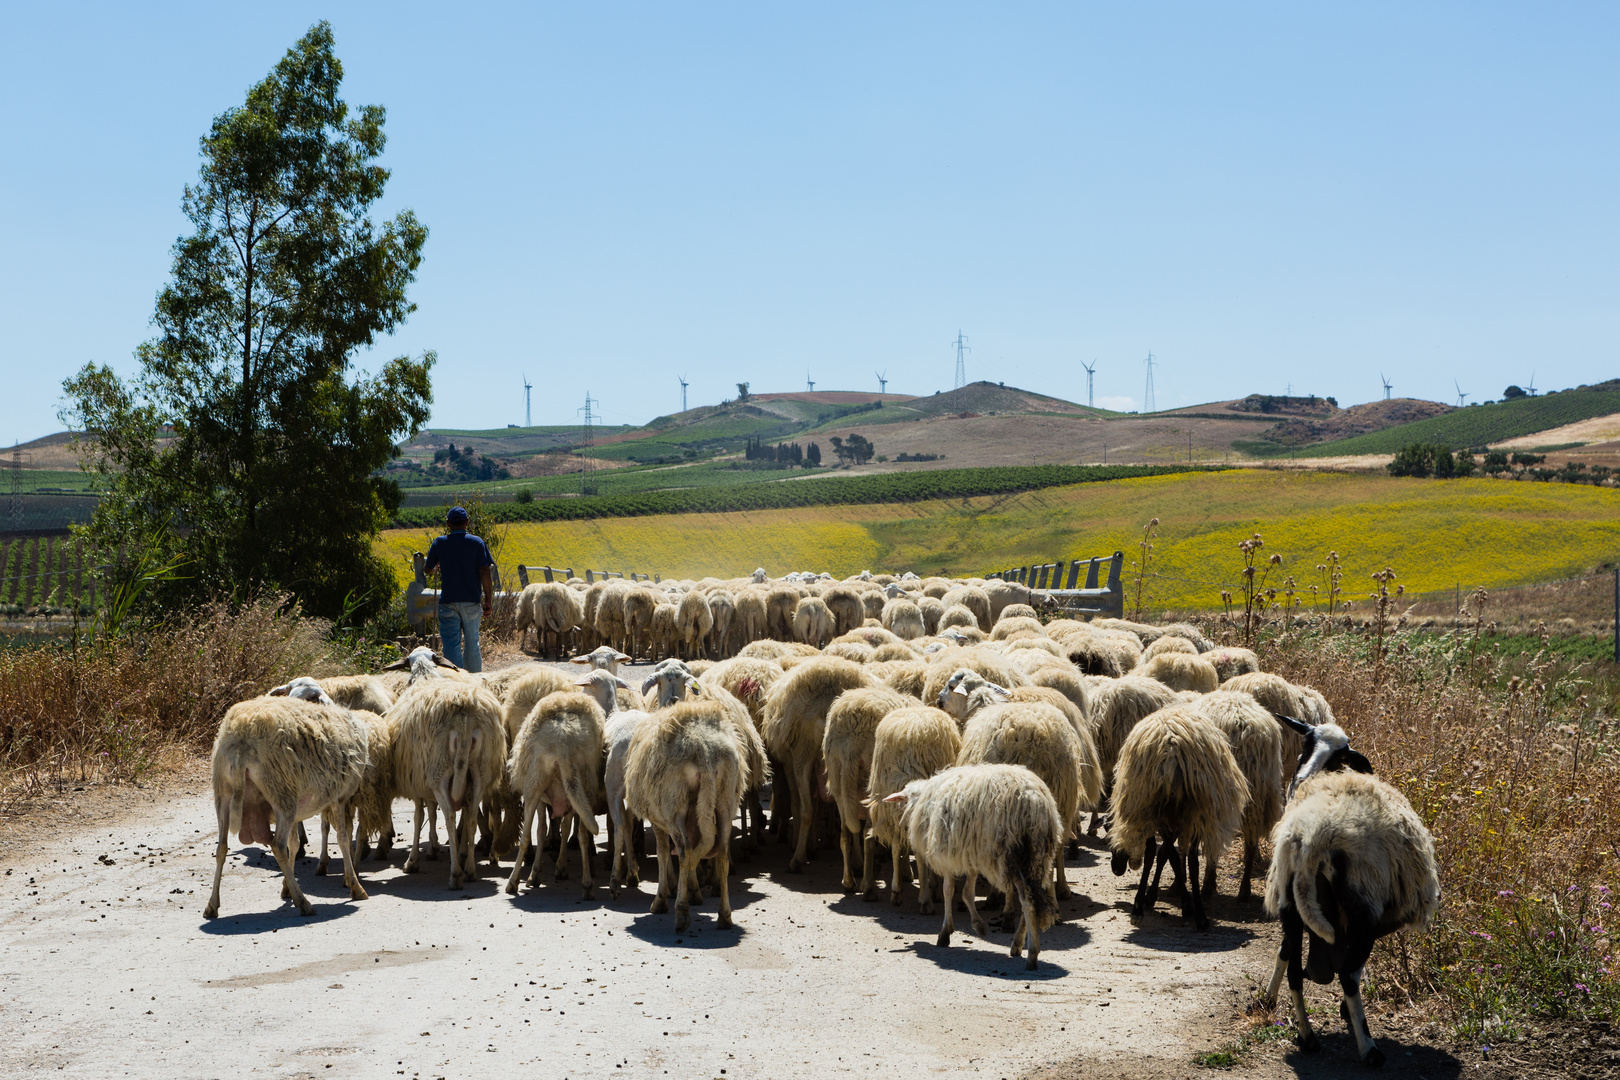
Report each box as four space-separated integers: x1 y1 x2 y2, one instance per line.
425 531 494 604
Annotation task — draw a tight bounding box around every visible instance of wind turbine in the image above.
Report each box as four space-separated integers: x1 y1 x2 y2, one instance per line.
1455 379 1469 407
522 373 533 427
806 371 815 393
677 374 689 413
1081 360 1097 408
1380 373 1392 400
1526 371 1537 396
876 370 888 394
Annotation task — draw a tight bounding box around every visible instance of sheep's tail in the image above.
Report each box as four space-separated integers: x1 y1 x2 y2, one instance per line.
694 769 720 858
1291 854 1336 944
225 774 247 838
1009 833 1058 932
562 774 599 835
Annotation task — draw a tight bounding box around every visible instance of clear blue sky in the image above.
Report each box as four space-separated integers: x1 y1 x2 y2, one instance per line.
3 3 1617 443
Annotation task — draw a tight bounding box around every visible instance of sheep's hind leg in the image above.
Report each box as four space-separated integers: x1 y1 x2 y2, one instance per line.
1184 844 1210 930
859 829 879 901
403 800 425 874
1130 836 1158 921
335 804 369 901
786 762 815 872
1277 908 1318 1052
1341 964 1384 1066
936 873 958 947
674 849 697 932
575 814 595 898
508 803 538 892
649 829 673 914
838 820 859 891
1236 837 1259 902
203 795 231 919
274 810 315 916
964 873 989 938
715 819 735 929
316 816 331 876
1009 877 1040 970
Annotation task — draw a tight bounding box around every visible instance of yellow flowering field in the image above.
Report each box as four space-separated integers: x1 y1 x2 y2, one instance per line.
375 471 1620 610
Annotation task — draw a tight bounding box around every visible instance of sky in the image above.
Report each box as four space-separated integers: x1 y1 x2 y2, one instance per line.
2 3 1618 442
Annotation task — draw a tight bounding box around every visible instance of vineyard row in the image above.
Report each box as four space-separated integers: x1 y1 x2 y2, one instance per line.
0 534 98 612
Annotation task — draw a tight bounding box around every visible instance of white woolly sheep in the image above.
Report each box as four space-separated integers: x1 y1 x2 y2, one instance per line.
956 699 1089 899
760 656 878 871
594 580 633 653
886 763 1063 970
1204 646 1261 683
765 585 802 640
1141 635 1197 661
822 686 914 895
1260 716 1439 1067
318 707 399 872
1137 652 1220 694
204 678 370 918
676 589 714 660
504 678 610 897
880 598 926 641
527 581 586 658
706 589 736 660
921 649 1029 713
1189 690 1283 901
1108 705 1247 930
570 644 633 675
917 596 945 635
621 586 660 659
318 675 393 715
389 677 507 889
793 596 836 647
648 602 679 662
866 705 962 911
940 586 992 631
823 585 867 637
989 615 1045 642
623 697 747 931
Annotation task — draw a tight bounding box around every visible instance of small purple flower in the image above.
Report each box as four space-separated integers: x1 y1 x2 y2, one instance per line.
1498 889 1514 898
1575 982 1590 993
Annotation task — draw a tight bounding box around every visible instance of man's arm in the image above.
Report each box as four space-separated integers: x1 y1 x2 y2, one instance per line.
480 565 494 615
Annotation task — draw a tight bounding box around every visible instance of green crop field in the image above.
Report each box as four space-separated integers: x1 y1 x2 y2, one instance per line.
398 459 838 504
1285 389 1620 457
6 470 102 494
389 464 1209 527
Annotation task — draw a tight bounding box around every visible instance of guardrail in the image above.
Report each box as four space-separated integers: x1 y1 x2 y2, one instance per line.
987 552 1125 619
515 565 660 586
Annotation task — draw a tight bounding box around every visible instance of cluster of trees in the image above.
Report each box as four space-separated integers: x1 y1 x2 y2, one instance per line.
742 437 820 467
828 433 875 466
1389 444 1611 485
429 443 509 482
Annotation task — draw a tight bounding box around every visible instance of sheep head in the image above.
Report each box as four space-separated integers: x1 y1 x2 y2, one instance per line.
575 669 632 714
751 567 769 583
268 677 336 706
1277 713 1373 799
571 646 632 674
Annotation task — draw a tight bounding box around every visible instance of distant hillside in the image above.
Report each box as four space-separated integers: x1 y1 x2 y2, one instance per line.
1234 398 1453 454
1291 385 1620 457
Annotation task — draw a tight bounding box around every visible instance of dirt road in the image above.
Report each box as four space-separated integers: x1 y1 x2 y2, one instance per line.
0 757 1466 1079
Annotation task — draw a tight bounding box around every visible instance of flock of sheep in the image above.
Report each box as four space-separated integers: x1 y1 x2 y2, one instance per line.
204 567 1439 1067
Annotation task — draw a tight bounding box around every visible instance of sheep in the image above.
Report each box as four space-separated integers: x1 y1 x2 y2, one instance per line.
1007 637 1066 662
883 660 929 700
390 677 507 889
822 686 914 895
760 656 878 871
697 657 782 846
920 649 1029 712
824 640 876 664
984 580 1054 623
956 699 1089 898
1189 690 1283 901
1141 635 1197 661
787 595 831 647
594 581 633 652
917 596 945 636
1007 686 1102 809
937 603 978 633
823 585 866 636
833 625 905 649
317 675 393 715
866 705 962 911
766 585 803 640
1022 663 1091 721
751 567 769 583
732 587 768 648
623 697 747 931
990 615 1045 642
1108 705 1247 929
1220 672 1322 780
504 677 610 897
580 580 608 650
649 602 679 662
600 686 653 898
940 586 991 631
569 644 633 675
870 641 918 662
382 645 474 686
532 582 586 658
1204 646 1261 683
1137 652 1220 694
676 589 715 660
622 586 661 659
880 598 926 641
885 764 1063 970
204 678 370 918
1156 621 1214 652
1050 626 1140 677
706 589 736 659
1260 716 1439 1067
514 582 544 652
861 591 886 621
317 707 399 871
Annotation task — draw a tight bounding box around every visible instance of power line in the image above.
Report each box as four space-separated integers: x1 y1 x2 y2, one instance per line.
952 331 970 390
578 393 598 494
1143 352 1156 414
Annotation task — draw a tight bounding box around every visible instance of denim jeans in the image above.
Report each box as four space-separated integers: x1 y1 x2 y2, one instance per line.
437 601 484 672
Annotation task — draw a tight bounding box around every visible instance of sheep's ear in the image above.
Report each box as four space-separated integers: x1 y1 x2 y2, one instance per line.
882 792 908 804
381 658 411 672
614 652 631 663
640 673 660 694
268 683 291 696
1274 712 1314 737
574 676 596 688
684 676 700 692
432 653 462 670
951 683 971 697
989 683 1013 700
569 656 591 665
613 675 633 690
1341 748 1375 775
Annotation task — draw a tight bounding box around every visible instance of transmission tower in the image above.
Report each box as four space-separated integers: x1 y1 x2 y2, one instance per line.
952 332 970 390
578 393 598 494
1142 352 1157 414
9 443 20 531
876 370 888 394
678 374 689 413
522 373 533 428
1081 360 1097 409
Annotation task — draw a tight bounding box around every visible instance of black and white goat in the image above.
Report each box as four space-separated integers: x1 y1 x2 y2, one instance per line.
1260 716 1440 1067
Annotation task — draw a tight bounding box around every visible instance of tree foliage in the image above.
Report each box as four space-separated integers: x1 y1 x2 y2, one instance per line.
62 22 432 623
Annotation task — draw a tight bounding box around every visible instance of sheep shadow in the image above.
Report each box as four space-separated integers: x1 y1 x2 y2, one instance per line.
1274 1037 1463 1077
620 910 752 948
898 937 1073 979
1119 910 1258 953
196 898 360 935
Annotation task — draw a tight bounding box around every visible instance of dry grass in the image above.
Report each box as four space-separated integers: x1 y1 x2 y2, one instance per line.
1197 610 1620 1037
0 595 359 797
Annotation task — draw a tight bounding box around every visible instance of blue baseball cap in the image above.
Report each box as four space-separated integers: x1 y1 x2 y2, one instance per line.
447 506 469 524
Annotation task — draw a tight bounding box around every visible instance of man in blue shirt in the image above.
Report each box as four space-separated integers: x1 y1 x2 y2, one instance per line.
423 506 495 672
